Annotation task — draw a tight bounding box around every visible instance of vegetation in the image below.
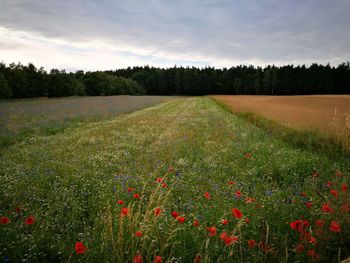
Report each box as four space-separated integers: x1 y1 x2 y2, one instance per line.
1 62 350 98
1 97 349 262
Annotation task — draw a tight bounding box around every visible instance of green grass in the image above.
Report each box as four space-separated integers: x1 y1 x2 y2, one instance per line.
0 97 349 262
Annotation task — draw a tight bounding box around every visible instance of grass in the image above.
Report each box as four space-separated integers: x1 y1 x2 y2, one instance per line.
0 97 349 262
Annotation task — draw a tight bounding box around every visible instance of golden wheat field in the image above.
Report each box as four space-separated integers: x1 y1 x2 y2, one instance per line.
212 95 350 141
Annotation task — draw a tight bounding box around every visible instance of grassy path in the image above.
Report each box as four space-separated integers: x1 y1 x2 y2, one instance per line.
1 97 349 262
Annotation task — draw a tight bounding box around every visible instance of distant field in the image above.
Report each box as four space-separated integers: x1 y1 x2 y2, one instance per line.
0 95 174 135
212 95 350 141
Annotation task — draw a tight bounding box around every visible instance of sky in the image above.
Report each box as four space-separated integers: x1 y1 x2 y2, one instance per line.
1 0 350 71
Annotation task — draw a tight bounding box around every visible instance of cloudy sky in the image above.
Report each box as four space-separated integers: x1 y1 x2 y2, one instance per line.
1 0 350 71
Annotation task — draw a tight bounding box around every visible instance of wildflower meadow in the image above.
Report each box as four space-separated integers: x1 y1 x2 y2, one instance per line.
0 97 349 262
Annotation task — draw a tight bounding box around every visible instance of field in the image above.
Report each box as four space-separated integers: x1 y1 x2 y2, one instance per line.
0 96 174 147
0 97 349 262
212 95 350 144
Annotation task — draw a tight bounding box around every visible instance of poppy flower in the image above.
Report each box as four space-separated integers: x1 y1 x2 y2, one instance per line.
322 203 334 213
156 178 163 183
154 207 162 216
290 220 303 232
245 197 256 203
25 215 34 225
203 192 211 200
305 202 312 208
244 153 252 159
228 181 235 185
326 181 332 187
176 216 186 224
171 211 179 218
244 217 250 223
341 184 347 192
194 254 201 263
193 219 199 227
154 256 162 263
235 191 242 198
295 244 304 253
307 249 317 258
312 171 319 178
133 193 140 199
207 226 217 236
15 207 21 213
135 231 142 238
220 232 227 240
121 207 129 216
75 242 87 255
224 236 238 246
127 188 134 192
300 192 307 197
329 221 341 232
315 220 324 227
232 208 243 219
221 219 228 225
0 216 10 224
247 239 256 248
162 183 167 188
117 200 124 205
336 170 343 177
134 254 143 263
330 189 339 199
309 236 317 245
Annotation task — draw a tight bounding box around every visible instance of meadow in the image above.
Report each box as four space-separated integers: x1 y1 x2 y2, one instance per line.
0 97 349 262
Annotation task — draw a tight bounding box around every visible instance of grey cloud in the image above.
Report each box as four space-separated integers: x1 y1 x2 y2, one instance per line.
1 0 350 68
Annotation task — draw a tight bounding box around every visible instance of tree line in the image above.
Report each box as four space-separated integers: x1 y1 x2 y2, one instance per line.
0 61 350 98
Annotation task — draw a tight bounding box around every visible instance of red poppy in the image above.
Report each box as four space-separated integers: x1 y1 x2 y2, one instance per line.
315 220 324 227
228 181 235 185
235 191 242 198
300 192 307 197
134 254 143 263
336 170 343 177
15 207 21 213
127 187 134 192
326 181 332 187
329 221 341 232
203 192 211 200
171 211 179 218
133 193 140 199
244 153 252 159
322 203 334 213
245 197 256 203
121 207 129 216
154 207 162 216
341 184 347 192
244 217 250 223
232 208 243 219
290 220 303 232
295 243 304 253
312 171 319 178
162 183 167 188
207 226 217 236
0 216 10 224
221 219 228 225
194 254 201 263
176 216 186 224
25 215 34 225
75 242 87 255
224 236 238 246
309 236 317 245
156 178 163 183
247 239 256 248
305 202 312 208
307 249 317 258
154 256 162 263
117 200 124 205
330 189 339 199
193 219 199 227
220 232 227 240
135 231 142 238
